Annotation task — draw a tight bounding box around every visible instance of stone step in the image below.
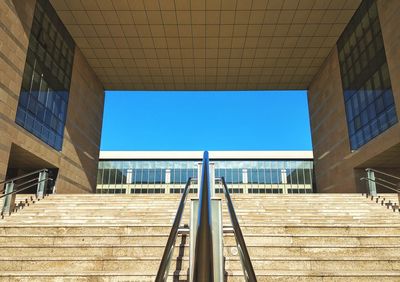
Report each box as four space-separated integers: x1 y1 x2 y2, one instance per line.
35 203 384 207
6 207 397 213
2 270 400 282
30 199 386 203
11 199 382 203
2 224 400 235
10 202 389 206
9 210 396 215
0 244 398 257
5 216 399 222
9 210 395 215
7 215 397 221
2 233 399 246
42 194 384 197
0 256 399 272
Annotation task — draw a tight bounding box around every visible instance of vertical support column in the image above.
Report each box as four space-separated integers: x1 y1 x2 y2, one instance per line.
197 162 202 197
1 182 16 215
281 169 288 194
209 162 215 197
165 169 171 194
37 170 48 199
242 169 248 194
126 169 133 194
366 169 377 196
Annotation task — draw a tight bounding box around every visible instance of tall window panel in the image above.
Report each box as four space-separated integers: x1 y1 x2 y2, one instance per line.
337 0 397 151
15 0 75 151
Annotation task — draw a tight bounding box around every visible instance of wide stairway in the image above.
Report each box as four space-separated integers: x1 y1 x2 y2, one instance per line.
1 193 400 281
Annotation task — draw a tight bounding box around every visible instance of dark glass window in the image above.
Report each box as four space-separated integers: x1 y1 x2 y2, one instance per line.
15 0 75 151
337 0 397 150
133 168 142 184
96 169 103 185
102 169 110 184
116 169 123 184
171 169 185 184
248 169 258 184
109 169 116 184
141 170 149 183
221 168 242 184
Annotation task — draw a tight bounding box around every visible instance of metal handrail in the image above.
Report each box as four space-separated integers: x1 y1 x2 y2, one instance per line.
0 178 52 199
193 151 214 281
155 177 192 282
0 169 48 185
365 168 400 181
360 177 400 193
221 177 257 282
14 177 40 189
373 176 397 187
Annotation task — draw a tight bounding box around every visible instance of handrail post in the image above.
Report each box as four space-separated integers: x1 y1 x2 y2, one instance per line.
1 181 16 216
37 170 48 199
366 168 377 196
193 151 214 281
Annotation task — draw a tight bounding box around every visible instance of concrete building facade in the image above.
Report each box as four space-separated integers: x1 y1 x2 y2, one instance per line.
0 0 399 194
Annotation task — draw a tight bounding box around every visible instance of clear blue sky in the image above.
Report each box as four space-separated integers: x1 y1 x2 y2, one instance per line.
100 91 312 151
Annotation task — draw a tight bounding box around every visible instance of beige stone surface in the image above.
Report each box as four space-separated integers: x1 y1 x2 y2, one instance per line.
308 47 355 192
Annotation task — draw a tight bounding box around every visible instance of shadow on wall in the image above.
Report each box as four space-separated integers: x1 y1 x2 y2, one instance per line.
60 48 104 193
12 0 36 36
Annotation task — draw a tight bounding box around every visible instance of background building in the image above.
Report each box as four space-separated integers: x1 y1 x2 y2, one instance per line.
96 151 314 194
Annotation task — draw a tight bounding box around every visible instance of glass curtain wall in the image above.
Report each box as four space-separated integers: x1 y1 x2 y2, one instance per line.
15 0 75 151
96 159 313 194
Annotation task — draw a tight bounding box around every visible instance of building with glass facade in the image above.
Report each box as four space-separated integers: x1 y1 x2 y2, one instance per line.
337 0 397 151
1 0 400 195
96 151 314 194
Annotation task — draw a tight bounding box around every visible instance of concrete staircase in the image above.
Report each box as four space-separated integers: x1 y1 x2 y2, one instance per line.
1 193 400 281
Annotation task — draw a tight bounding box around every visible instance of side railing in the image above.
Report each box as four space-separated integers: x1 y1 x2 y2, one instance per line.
360 168 400 207
156 177 193 281
1 169 52 217
220 177 257 282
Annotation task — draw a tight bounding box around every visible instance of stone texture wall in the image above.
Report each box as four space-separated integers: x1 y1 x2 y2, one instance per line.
378 0 400 118
0 0 36 182
0 0 104 193
308 0 400 193
308 48 356 192
56 47 104 193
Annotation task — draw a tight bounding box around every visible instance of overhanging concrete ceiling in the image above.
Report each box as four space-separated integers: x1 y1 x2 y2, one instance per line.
50 0 361 90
